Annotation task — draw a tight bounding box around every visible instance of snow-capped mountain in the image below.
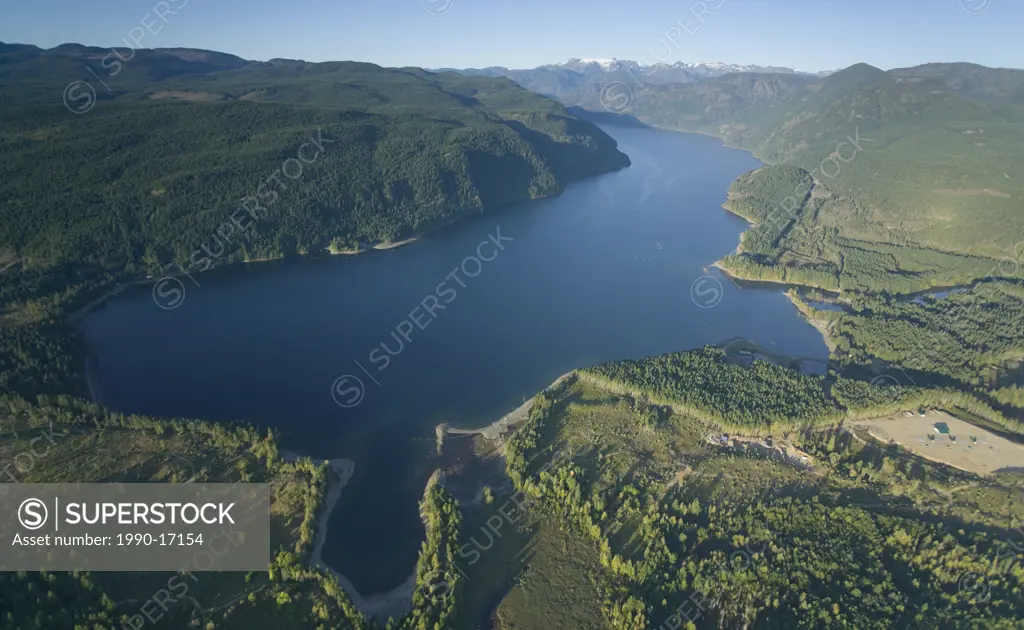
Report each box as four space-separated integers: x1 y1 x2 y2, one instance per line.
443 58 822 86
559 57 640 72
563 57 620 69
671 61 813 78
554 58 816 78
440 58 827 105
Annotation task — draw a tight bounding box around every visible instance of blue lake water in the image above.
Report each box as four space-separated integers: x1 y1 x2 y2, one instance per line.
83 124 830 594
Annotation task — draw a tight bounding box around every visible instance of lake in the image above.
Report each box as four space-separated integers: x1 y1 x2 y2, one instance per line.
82 124 830 594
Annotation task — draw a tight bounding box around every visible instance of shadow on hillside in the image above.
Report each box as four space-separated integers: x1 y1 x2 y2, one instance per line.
565 106 650 128
994 466 1024 475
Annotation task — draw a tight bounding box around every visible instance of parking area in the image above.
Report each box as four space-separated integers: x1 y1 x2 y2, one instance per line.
852 410 1024 476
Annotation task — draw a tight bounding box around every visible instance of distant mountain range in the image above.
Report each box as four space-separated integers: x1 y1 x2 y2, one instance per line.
437 57 832 102
447 57 827 78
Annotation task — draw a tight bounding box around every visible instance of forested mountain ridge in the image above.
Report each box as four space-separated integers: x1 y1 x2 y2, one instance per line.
442 58 821 105
0 41 251 87
0 42 630 277
564 62 1024 291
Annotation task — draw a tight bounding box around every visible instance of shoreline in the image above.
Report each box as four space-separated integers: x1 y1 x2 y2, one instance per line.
280 452 420 621
372 236 419 250
683 123 998 299
84 354 104 406
717 193 763 257
709 262 842 356
279 375 576 621
445 371 575 443
710 260 842 294
69 277 155 322
66 238 429 324
329 235 421 255
783 292 839 354
709 260 791 287
66 172 616 324
312 460 422 622
327 230 434 256
652 123 768 163
327 236 420 255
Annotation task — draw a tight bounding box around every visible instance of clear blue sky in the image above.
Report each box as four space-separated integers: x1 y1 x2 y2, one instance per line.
1 0 1020 72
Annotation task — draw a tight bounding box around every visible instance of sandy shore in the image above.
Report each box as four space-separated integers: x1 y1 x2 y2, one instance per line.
804 315 838 353
783 292 839 353
280 451 420 622
328 236 421 255
307 458 355 573
447 372 575 442
73 233 425 320
373 236 420 250
328 213 466 255
331 236 421 254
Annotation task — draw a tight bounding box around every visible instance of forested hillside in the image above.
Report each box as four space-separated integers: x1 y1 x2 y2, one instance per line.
0 398 361 629
717 163 1011 292
793 282 1024 415
580 345 1022 437
580 346 842 432
0 42 629 277
567 62 1024 291
485 367 1024 629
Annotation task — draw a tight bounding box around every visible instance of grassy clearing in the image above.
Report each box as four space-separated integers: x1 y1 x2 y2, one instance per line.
452 497 534 630
491 520 607 630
